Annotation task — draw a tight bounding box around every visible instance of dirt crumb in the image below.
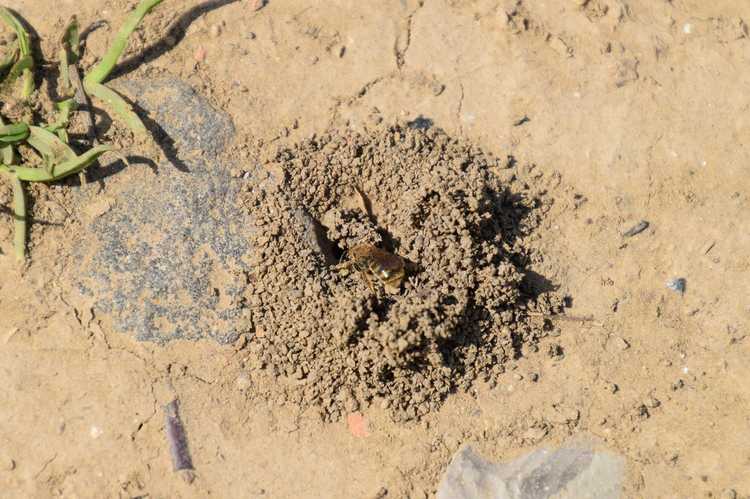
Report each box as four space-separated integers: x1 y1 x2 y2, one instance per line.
242 123 562 421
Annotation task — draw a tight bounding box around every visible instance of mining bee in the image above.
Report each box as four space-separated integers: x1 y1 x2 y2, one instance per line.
339 244 405 293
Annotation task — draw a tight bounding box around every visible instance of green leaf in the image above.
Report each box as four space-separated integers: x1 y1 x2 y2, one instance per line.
44 99 76 141
8 173 26 261
0 7 34 99
84 80 146 135
0 122 30 144
0 144 14 165
26 126 77 168
0 144 113 182
84 0 165 85
0 115 16 164
0 8 30 55
0 53 33 96
60 16 80 63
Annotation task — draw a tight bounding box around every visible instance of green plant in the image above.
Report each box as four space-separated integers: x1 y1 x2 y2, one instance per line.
0 0 165 261
84 0 166 134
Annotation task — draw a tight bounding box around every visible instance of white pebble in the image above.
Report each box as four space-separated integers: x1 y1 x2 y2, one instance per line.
0 456 15 471
89 425 103 439
236 372 252 391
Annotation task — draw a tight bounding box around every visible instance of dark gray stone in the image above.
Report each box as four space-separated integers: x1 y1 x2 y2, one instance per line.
115 78 235 165
73 78 254 344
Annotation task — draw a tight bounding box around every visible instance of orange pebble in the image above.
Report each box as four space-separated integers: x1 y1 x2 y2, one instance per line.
194 47 207 62
346 412 369 438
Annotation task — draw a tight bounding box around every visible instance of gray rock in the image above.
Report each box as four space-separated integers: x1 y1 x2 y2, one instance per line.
666 277 686 294
437 443 623 499
114 78 235 165
73 78 254 344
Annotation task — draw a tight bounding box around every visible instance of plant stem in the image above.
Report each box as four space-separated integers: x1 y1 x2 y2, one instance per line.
84 0 165 85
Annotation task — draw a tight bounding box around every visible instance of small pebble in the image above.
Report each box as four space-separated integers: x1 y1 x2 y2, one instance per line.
604 382 618 393
234 334 248 350
235 372 252 391
547 343 564 359
721 489 737 499
1 456 15 471
250 0 267 11
666 277 686 294
645 397 661 409
89 425 103 439
523 426 548 442
209 24 222 38
611 336 630 351
529 372 539 382
636 404 650 419
194 46 207 62
347 412 369 437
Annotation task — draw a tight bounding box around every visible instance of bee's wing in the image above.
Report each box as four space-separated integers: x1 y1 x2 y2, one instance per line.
371 247 403 270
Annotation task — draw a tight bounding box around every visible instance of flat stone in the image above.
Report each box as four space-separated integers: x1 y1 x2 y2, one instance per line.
114 77 235 166
437 442 624 499
72 78 254 344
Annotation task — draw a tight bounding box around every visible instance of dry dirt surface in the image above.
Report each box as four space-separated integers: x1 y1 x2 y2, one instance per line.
1 0 749 498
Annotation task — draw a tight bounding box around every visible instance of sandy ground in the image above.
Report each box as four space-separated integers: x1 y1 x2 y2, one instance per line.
1 0 749 497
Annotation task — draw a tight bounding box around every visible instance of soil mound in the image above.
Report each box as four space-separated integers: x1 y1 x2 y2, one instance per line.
242 123 562 421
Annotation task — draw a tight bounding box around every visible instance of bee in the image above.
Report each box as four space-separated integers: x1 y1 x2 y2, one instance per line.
339 244 405 293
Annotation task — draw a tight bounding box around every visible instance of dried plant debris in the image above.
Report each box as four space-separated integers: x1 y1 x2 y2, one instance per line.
240 123 563 421
622 220 649 238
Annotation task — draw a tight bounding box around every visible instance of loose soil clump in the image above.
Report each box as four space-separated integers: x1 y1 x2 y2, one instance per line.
242 123 563 421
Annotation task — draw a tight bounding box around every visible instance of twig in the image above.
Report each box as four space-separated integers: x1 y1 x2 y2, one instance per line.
164 399 193 472
69 65 98 185
69 65 98 146
623 220 649 238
